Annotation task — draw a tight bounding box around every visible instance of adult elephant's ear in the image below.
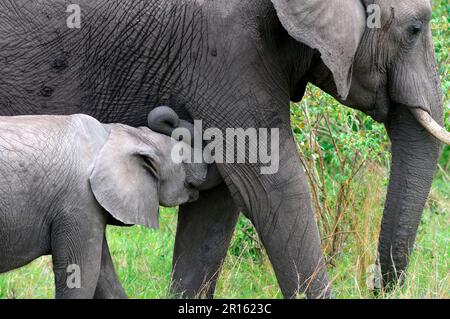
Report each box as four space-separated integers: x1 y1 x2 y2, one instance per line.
90 125 161 229
271 0 366 99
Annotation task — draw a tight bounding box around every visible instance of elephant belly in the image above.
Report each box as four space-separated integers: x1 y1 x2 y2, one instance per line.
0 211 51 274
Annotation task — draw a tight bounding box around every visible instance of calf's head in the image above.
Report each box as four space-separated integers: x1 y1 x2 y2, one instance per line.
90 125 207 228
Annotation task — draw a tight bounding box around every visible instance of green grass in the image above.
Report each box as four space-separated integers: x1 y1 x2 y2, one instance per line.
0 197 447 299
0 1 449 299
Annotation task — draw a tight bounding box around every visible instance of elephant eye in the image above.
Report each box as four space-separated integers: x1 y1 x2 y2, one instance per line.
408 22 423 36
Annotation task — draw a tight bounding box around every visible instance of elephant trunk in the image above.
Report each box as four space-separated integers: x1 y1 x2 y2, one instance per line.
175 118 223 191
147 106 180 137
378 27 446 289
148 106 223 191
378 104 442 289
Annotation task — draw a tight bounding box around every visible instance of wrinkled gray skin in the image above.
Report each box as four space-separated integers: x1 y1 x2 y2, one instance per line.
0 0 445 298
148 106 223 191
0 114 207 298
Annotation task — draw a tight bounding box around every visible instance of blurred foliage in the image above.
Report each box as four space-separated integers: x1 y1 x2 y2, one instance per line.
432 0 450 174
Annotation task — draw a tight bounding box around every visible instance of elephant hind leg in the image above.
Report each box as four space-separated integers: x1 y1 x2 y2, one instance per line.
171 183 239 299
51 212 105 299
93 235 127 299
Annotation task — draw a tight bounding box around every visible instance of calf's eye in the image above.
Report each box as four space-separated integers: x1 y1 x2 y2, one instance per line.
409 22 423 36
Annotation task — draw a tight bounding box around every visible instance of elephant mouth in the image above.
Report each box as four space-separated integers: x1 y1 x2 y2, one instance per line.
342 86 390 123
365 107 389 123
368 86 391 123
188 189 200 203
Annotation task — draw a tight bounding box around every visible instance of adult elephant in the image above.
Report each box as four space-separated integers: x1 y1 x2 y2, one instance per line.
0 0 448 298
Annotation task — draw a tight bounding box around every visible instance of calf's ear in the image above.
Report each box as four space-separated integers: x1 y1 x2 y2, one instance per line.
90 125 161 229
271 0 366 99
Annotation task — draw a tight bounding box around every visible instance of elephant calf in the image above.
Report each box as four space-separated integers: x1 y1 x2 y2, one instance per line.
0 114 208 298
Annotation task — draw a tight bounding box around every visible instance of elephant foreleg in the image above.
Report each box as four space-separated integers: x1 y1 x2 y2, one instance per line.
222 132 331 299
94 235 127 299
171 183 239 298
51 215 105 299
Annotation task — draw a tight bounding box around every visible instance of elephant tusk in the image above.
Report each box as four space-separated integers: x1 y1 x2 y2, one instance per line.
410 108 450 146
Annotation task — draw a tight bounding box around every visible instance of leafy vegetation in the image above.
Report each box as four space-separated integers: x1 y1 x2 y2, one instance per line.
0 1 448 299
